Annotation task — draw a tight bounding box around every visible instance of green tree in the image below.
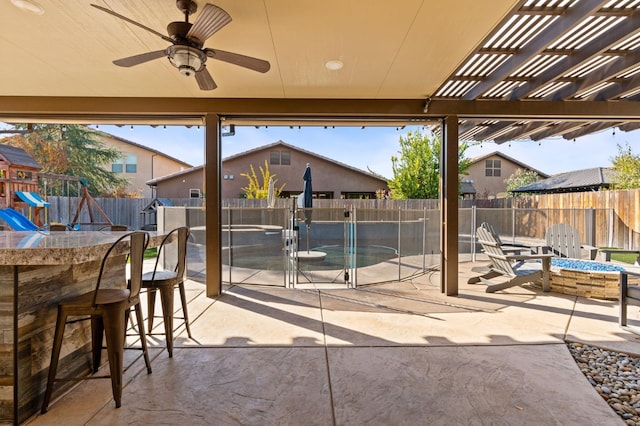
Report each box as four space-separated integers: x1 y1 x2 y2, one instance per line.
611 143 640 189
240 160 285 198
505 168 540 197
388 130 471 199
3 124 128 197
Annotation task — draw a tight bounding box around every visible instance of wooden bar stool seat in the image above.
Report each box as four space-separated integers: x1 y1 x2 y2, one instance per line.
142 226 191 357
41 231 152 414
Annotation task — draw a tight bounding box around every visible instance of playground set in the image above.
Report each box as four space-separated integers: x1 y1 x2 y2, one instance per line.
0 144 114 231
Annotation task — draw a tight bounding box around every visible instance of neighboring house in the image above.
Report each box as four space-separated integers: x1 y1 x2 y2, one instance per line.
511 167 616 194
93 130 192 198
465 151 549 199
147 141 389 200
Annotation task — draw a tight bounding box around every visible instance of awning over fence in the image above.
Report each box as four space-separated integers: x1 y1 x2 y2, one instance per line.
15 192 50 207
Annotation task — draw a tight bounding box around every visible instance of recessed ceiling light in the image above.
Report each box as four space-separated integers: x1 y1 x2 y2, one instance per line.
325 60 343 71
11 0 44 15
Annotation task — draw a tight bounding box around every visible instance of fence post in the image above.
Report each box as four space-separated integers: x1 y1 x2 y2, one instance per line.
586 207 596 247
471 205 476 262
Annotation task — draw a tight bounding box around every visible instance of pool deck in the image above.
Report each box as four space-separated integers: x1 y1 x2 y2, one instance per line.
25 255 640 425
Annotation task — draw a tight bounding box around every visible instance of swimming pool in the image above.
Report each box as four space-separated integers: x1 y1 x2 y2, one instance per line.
226 244 398 271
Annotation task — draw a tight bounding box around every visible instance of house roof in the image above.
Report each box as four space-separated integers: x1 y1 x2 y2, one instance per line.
146 165 204 186
94 129 192 168
0 144 42 169
470 151 550 178
511 167 616 193
460 181 477 195
147 141 389 185
223 141 390 182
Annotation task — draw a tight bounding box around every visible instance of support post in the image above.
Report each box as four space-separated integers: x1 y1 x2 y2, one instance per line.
204 114 222 298
441 115 459 296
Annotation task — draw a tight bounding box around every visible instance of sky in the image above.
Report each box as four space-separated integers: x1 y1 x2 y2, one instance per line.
93 123 640 179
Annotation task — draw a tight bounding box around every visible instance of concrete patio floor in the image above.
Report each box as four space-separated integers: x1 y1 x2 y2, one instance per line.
25 258 640 425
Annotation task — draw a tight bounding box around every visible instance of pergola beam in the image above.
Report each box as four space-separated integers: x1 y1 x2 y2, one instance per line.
494 121 556 143
462 0 606 100
562 121 623 139
510 12 640 100
594 72 640 100
531 121 588 141
552 48 640 100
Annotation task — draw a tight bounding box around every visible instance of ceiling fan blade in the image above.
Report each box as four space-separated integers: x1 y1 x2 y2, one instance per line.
113 50 167 67
195 67 217 91
91 4 174 44
186 3 232 45
204 49 270 73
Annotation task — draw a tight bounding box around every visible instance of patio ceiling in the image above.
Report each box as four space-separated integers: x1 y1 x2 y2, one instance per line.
0 0 638 138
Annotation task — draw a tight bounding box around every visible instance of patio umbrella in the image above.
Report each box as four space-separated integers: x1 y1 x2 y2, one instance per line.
267 176 276 208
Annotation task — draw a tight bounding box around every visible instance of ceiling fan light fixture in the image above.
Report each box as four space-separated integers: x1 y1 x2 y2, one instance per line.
168 46 204 77
11 0 44 15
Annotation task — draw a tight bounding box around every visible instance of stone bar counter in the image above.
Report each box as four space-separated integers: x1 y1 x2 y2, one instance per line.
0 231 164 425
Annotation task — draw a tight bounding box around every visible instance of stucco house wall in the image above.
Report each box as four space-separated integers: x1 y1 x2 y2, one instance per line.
148 141 388 200
95 131 192 198
466 151 548 199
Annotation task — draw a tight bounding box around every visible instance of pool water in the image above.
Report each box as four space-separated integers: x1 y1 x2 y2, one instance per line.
551 258 624 272
228 245 398 271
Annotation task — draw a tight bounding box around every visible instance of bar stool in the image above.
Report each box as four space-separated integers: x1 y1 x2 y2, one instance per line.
142 226 191 357
41 231 152 413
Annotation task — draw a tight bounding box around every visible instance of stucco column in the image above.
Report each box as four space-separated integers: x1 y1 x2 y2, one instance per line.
441 115 459 296
204 114 222 298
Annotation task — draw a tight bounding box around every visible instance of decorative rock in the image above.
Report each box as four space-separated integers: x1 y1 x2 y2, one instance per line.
569 342 640 426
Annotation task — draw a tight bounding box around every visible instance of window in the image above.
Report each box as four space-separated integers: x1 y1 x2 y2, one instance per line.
125 155 137 173
190 188 201 198
111 158 123 173
270 150 291 165
280 151 291 165
270 151 280 165
485 159 501 177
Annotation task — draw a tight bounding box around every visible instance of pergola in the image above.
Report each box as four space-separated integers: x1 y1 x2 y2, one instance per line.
0 0 638 297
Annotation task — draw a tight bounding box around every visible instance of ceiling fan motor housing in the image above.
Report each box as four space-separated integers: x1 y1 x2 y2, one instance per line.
167 45 205 77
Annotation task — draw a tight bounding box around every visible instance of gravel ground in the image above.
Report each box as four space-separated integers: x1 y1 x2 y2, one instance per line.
568 342 640 425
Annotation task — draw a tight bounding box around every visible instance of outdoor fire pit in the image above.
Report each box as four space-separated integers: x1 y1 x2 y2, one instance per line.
548 258 625 300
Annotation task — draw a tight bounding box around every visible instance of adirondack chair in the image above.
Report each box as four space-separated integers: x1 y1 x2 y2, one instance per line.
544 223 597 260
469 225 555 293
479 222 535 254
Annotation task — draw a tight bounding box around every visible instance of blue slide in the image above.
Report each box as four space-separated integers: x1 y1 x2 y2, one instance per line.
0 208 40 231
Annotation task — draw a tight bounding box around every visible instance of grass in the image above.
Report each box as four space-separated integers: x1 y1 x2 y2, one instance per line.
144 247 157 259
599 247 639 265
610 252 639 264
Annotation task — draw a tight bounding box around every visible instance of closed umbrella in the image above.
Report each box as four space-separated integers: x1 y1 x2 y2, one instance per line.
302 163 312 252
267 176 276 208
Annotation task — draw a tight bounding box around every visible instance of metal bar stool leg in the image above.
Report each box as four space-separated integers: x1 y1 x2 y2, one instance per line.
102 307 126 408
158 286 175 357
147 288 158 331
91 315 104 373
134 303 152 373
178 282 192 338
41 310 68 414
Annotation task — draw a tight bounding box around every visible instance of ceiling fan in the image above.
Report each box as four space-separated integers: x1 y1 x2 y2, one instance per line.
91 0 270 90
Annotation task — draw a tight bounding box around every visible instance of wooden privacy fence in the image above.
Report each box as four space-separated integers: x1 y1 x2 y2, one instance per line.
44 197 202 229
41 189 640 249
